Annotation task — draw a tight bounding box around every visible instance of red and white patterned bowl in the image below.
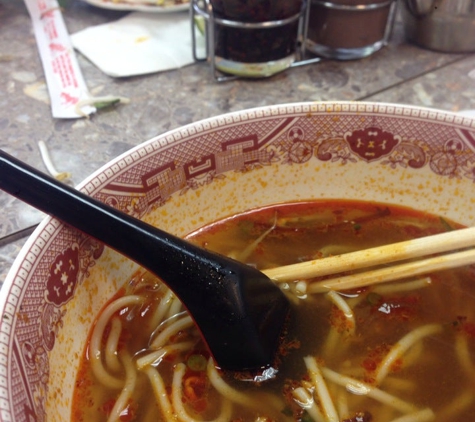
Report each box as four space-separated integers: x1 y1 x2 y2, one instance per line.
1 101 475 421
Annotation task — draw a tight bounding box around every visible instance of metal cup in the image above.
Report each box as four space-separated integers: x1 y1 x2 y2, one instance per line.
402 0 475 53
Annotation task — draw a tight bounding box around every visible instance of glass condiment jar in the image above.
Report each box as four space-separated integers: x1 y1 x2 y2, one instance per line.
306 0 397 60
203 0 305 77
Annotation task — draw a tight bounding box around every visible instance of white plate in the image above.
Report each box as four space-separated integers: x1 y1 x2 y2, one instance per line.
82 0 189 13
459 109 475 118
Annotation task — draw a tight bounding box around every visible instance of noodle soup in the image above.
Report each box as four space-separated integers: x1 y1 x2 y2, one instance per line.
72 200 475 422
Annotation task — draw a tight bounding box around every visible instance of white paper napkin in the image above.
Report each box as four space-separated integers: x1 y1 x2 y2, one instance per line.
71 11 202 78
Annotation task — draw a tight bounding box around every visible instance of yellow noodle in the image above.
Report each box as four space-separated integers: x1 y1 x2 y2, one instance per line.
319 292 355 361
104 317 122 374
107 350 137 422
376 404 399 422
255 391 288 415
335 389 349 421
398 340 423 370
136 341 194 370
296 280 308 295
280 283 301 306
436 390 474 421
455 334 475 380
206 359 279 417
149 288 174 331
388 408 435 422
375 324 442 385
288 280 308 300
166 294 183 320
172 362 233 422
142 398 161 422
141 404 163 422
381 377 416 393
326 291 355 335
371 277 432 295
321 367 419 414
320 326 343 360
292 386 325 422
150 315 194 349
338 366 365 378
144 366 175 421
319 245 357 257
228 215 276 262
304 357 339 422
344 292 367 309
90 295 144 389
206 358 262 409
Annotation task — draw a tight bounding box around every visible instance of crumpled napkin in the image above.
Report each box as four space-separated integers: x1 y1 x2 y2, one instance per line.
71 11 203 77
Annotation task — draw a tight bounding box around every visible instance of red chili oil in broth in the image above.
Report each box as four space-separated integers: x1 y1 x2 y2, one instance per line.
72 200 475 422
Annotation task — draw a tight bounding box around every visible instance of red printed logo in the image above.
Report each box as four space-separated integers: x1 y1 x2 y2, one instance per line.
45 244 80 306
60 91 78 106
346 126 399 162
49 43 66 52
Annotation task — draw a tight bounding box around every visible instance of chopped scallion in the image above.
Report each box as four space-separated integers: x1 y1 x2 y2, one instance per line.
187 354 207 372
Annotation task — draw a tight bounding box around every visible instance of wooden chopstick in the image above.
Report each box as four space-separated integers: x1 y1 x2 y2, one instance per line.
262 226 475 288
307 248 475 293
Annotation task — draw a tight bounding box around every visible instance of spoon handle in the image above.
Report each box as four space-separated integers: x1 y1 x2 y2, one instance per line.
0 150 205 281
0 150 242 303
0 150 289 370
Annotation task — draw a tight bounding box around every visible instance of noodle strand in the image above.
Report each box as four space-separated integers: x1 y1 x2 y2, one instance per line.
303 357 339 422
326 291 355 335
136 341 195 370
335 390 349 421
320 326 345 359
104 317 123 374
321 367 419 414
148 288 174 330
436 390 474 421
144 366 175 421
375 324 442 385
90 295 144 389
371 277 432 295
388 408 435 422
172 363 233 422
107 350 137 422
455 334 475 381
166 293 183 320
150 315 194 349
206 359 281 417
292 387 325 422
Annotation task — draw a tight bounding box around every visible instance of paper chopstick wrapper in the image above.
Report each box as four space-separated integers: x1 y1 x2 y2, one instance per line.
23 0 95 118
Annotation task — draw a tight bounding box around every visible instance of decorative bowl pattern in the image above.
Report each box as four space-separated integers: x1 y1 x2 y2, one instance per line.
1 101 475 421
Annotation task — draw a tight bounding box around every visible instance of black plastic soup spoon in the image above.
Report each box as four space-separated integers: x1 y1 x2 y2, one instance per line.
0 150 290 372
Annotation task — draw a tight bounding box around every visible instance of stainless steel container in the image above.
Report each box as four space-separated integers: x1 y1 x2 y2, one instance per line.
402 0 475 53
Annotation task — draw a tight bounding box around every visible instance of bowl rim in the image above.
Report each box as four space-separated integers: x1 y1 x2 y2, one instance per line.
3 99 475 321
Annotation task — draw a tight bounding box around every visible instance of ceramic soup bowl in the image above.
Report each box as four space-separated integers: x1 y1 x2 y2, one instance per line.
1 101 475 421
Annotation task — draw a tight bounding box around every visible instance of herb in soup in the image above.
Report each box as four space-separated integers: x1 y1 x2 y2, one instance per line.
72 200 475 422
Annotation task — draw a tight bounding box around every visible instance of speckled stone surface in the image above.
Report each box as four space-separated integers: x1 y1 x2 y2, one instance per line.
1 0 475 283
